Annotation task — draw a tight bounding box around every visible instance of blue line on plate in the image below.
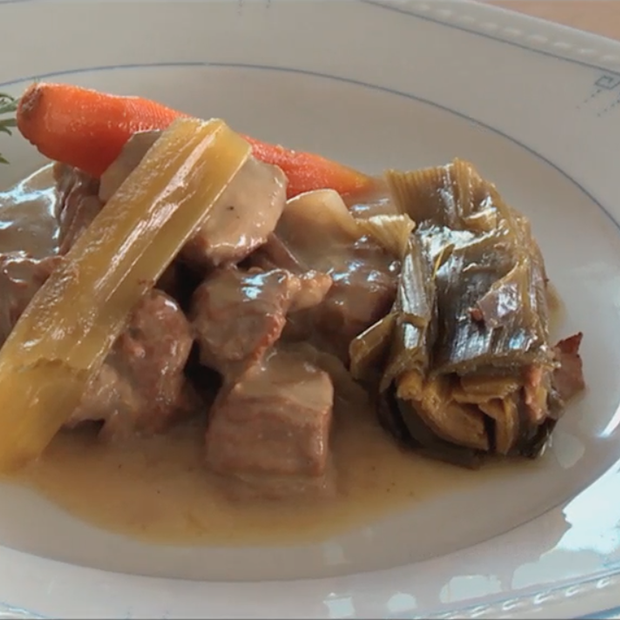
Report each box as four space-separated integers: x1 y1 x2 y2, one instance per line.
0 60 616 235
1 0 619 76
0 59 618 620
361 0 620 77
582 604 620 619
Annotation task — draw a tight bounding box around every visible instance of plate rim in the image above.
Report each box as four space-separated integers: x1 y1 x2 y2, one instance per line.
1 1 620 618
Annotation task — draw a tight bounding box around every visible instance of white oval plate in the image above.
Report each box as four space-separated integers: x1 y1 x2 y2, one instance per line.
2 1 620 618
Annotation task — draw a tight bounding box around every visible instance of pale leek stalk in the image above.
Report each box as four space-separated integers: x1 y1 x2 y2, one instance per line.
0 117 250 471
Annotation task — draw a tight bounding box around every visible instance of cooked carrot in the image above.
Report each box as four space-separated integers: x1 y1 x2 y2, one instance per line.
244 137 372 199
17 82 374 198
17 83 183 179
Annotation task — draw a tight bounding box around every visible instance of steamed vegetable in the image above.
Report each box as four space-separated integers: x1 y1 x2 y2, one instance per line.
17 83 179 178
349 215 421 382
0 117 250 472
380 238 436 392
279 188 364 246
355 214 415 259
0 93 17 164
349 313 396 382
365 159 584 466
16 82 374 198
247 139 373 199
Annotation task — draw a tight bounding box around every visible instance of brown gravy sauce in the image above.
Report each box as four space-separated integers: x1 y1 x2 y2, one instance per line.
0 167 541 547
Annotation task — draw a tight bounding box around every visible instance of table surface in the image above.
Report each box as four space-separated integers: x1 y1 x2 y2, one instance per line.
487 1 620 41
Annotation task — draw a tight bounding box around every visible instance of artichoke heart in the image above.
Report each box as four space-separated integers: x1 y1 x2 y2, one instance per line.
375 159 584 466
396 371 489 451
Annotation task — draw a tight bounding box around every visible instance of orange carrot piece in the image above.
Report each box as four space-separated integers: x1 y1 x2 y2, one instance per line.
17 83 183 178
244 137 372 199
17 82 374 198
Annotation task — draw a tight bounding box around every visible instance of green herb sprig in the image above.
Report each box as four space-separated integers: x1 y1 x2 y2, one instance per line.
0 93 17 165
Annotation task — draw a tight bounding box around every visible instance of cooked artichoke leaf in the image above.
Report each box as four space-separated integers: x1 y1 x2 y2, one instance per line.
432 238 550 375
378 389 483 469
377 388 416 448
349 312 397 382
386 158 501 230
395 371 489 451
451 158 504 231
385 166 452 224
377 157 576 467
456 373 521 401
514 411 556 459
472 261 531 329
356 214 415 260
398 238 434 326
381 320 429 392
396 397 484 469
380 238 437 391
478 397 520 455
386 158 552 375
416 222 476 265
507 209 551 342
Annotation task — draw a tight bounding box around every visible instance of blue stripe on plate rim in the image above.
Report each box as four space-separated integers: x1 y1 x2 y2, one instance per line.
361 0 620 76
583 606 620 620
1 0 620 76
0 2 619 619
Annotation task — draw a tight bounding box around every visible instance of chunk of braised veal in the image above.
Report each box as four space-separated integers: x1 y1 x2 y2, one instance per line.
190 266 332 376
206 348 335 499
254 189 400 362
0 254 63 346
66 290 199 441
54 162 103 254
552 333 585 404
313 236 399 358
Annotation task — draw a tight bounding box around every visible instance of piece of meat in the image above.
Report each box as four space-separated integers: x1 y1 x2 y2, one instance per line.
312 236 399 356
522 364 548 424
255 189 399 361
251 232 304 273
552 332 585 402
0 165 60 259
469 307 484 323
190 266 332 376
54 163 103 254
0 165 99 347
99 131 287 268
0 253 63 346
66 290 199 441
290 271 334 312
0 163 179 350
206 349 335 499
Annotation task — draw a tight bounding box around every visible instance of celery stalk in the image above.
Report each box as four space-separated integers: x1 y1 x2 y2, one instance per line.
0 117 250 471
